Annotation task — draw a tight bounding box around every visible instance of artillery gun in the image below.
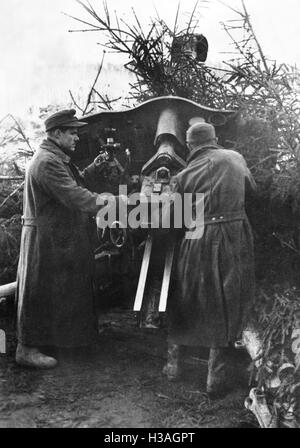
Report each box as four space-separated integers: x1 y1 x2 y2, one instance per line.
74 95 237 319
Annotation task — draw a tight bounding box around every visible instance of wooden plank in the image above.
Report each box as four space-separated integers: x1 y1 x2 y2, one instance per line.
133 234 153 312
0 281 17 298
0 176 24 181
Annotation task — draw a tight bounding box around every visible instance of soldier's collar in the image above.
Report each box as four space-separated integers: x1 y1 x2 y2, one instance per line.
187 144 221 163
41 138 71 163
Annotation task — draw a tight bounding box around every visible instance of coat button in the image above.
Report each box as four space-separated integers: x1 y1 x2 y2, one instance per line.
219 216 224 219
212 217 216 221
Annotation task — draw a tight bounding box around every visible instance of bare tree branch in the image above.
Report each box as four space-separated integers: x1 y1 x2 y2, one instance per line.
83 51 106 115
8 115 34 155
69 90 84 113
0 182 24 210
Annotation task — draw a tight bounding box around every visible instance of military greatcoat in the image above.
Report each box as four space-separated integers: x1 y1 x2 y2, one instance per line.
16 138 100 347
168 144 256 347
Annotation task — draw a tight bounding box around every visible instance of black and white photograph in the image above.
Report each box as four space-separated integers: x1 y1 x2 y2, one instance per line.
0 0 299 431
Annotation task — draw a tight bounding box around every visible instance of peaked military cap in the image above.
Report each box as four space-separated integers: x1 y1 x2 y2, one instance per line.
45 109 87 132
186 122 216 145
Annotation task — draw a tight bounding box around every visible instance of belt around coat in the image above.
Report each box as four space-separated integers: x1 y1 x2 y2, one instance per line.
21 216 53 227
185 211 246 229
184 211 247 236
21 216 88 228
204 211 246 225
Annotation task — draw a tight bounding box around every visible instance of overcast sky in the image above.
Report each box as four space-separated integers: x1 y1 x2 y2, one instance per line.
0 0 299 117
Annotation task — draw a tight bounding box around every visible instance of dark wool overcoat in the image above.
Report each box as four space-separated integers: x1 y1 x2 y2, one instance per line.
16 138 100 347
168 144 256 348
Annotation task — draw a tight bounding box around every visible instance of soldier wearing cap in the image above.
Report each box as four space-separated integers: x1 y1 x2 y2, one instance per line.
15 109 105 368
164 121 256 398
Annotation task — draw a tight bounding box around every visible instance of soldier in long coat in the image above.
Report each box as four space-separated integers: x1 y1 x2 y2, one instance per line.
16 109 103 369
164 122 256 397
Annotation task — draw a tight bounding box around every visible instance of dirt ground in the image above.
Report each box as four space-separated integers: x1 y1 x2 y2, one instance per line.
0 303 258 429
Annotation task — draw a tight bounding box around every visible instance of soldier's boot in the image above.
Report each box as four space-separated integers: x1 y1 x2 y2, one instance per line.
162 343 184 381
16 343 58 369
206 347 236 399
